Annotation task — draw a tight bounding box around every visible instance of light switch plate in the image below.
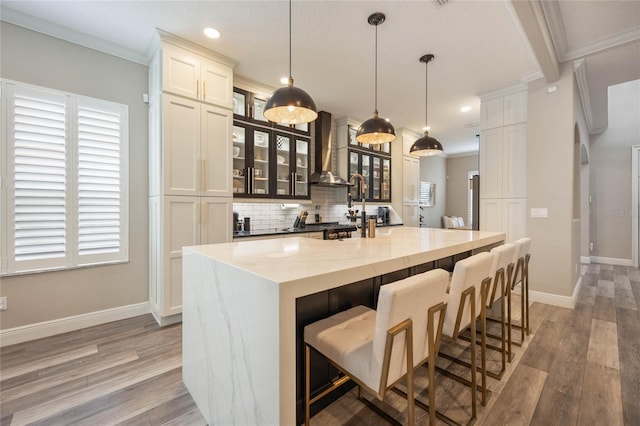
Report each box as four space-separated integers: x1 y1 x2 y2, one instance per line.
0 296 6 311
531 208 548 218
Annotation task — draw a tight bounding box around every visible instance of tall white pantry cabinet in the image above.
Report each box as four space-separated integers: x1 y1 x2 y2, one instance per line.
148 33 236 324
479 88 527 242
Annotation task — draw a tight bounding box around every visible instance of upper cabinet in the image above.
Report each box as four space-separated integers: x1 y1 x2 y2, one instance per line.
232 87 310 200
337 118 392 203
480 90 527 130
162 42 233 109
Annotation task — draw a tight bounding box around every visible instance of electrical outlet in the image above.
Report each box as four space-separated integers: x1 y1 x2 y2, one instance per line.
0 296 7 311
590 242 594 252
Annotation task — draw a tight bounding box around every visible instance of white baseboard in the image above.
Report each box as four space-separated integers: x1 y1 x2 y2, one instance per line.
590 256 633 267
529 288 576 309
151 310 182 327
580 256 591 264
0 302 150 347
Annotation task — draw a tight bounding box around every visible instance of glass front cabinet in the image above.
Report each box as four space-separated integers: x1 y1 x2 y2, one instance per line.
345 124 391 202
348 149 391 202
232 88 310 199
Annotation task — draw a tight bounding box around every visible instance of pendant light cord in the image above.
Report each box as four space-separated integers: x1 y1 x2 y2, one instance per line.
374 22 378 114
288 0 292 81
425 60 428 128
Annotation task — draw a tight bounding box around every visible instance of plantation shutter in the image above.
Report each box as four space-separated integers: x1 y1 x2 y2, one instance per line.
77 99 126 262
10 85 69 270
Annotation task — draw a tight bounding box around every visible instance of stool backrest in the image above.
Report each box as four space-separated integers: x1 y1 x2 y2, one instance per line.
443 252 493 338
372 268 449 387
488 243 516 305
512 237 532 283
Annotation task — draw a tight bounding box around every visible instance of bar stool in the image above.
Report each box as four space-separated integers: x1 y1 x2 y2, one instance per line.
435 251 493 422
304 269 449 425
485 243 516 373
510 237 532 346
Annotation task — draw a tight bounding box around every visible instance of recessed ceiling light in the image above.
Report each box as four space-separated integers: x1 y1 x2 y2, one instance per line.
203 27 220 39
280 77 289 85
460 105 472 112
423 126 431 131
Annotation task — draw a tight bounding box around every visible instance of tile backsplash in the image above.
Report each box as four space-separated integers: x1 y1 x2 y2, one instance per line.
233 186 398 232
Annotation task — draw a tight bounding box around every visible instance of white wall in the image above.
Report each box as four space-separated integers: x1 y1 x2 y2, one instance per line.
0 23 149 329
527 62 578 298
589 79 640 262
420 155 447 228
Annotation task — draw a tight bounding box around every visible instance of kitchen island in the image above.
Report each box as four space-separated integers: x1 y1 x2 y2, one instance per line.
182 226 505 425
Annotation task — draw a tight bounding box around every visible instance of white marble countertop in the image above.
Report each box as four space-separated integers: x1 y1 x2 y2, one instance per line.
185 226 505 297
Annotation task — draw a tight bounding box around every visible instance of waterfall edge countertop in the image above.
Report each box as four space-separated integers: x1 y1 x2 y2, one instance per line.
182 227 505 426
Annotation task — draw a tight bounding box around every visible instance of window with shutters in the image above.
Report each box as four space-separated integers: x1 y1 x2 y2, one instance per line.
1 80 129 275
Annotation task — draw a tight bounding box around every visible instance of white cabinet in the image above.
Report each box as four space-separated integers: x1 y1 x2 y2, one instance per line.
480 91 527 130
479 123 526 199
403 156 420 203
479 89 527 242
161 95 232 197
149 34 235 324
150 196 232 321
479 198 526 242
403 203 420 227
162 42 233 109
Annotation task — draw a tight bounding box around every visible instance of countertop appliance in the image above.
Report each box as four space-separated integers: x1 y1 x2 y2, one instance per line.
378 206 390 224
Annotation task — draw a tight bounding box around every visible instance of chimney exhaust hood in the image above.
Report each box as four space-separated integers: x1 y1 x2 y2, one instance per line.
310 111 350 187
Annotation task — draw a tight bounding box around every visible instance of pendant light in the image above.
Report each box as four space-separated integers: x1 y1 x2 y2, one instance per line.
264 0 317 125
409 54 444 157
356 13 396 145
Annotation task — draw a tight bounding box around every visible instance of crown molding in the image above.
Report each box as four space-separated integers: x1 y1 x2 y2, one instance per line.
156 29 237 69
573 59 606 135
478 83 528 101
540 0 568 61
0 6 149 65
563 27 640 62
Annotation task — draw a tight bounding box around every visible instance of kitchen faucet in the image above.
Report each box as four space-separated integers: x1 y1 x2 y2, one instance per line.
348 174 367 237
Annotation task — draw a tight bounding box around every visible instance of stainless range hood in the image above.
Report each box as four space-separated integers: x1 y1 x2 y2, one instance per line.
310 111 350 187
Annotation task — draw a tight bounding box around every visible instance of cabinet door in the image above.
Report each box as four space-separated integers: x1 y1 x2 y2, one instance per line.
381 158 391 201
403 203 419 227
503 198 527 243
251 129 271 196
232 124 248 195
361 154 371 200
479 128 504 199
403 156 419 203
479 198 503 233
502 124 527 198
275 132 293 197
162 44 200 100
480 97 503 130
294 137 310 198
163 95 200 196
163 196 200 316
402 132 417 157
372 156 381 200
503 92 527 126
200 58 233 109
201 198 232 244
201 104 232 197
348 151 361 199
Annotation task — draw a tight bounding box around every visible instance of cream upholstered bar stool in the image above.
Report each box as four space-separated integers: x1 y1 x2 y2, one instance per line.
484 243 516 374
509 237 532 346
304 269 449 426
435 251 493 422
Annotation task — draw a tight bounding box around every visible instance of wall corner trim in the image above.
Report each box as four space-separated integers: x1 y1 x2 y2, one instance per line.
0 302 151 347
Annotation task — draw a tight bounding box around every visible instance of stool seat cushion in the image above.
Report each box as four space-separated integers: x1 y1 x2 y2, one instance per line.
305 305 378 390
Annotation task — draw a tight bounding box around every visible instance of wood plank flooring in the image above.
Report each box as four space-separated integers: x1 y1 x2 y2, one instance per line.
1 262 638 425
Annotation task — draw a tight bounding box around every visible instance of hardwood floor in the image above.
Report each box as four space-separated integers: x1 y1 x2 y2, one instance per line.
1 263 638 425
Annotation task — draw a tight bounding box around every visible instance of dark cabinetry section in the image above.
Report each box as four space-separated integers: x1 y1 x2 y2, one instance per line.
346 125 391 202
232 87 310 199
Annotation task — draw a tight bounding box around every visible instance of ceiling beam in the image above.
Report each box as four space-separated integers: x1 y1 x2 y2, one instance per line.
508 0 560 83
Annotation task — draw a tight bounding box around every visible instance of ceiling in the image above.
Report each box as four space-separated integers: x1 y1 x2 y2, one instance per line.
1 1 638 155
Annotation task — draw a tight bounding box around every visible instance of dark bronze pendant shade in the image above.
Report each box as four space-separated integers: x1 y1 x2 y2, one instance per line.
410 54 443 157
264 0 317 125
356 13 396 145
